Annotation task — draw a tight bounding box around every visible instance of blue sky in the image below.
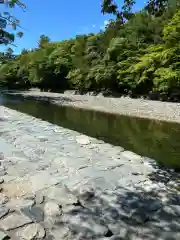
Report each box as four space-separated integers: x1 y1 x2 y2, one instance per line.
0 0 147 54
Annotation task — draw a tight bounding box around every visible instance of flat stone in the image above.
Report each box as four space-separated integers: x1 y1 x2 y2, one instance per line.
30 172 60 192
6 198 34 210
0 213 32 230
44 201 62 217
17 223 46 239
121 151 142 161
66 214 108 237
44 186 78 206
0 231 9 240
76 135 90 145
49 225 70 239
21 206 44 222
0 206 9 219
163 205 180 217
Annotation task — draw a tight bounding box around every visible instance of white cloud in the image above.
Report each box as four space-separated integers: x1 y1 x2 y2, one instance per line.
92 24 96 28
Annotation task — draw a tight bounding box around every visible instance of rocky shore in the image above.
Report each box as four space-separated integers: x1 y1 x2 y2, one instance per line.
0 106 180 239
4 89 180 123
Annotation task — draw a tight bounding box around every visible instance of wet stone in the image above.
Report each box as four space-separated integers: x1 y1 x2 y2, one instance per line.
21 206 44 222
0 213 32 230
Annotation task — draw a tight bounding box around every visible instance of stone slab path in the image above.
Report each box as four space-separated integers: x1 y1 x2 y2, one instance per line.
0 106 180 239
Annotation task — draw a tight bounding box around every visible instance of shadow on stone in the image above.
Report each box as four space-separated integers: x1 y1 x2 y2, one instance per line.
58 183 180 239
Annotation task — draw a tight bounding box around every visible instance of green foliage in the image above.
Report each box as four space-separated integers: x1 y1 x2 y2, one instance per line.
0 0 25 45
0 2 180 100
163 9 180 46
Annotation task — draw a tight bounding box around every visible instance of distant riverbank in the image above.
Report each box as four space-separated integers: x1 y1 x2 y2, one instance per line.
2 89 180 123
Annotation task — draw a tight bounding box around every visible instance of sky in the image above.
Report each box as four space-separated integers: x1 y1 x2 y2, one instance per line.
0 0 147 54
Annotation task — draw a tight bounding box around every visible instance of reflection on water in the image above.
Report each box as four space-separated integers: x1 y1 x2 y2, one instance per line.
1 94 180 169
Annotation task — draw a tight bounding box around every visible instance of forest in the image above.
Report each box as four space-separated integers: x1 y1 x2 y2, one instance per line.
0 0 180 101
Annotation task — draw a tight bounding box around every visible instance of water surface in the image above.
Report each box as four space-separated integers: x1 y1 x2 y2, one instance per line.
1 94 180 169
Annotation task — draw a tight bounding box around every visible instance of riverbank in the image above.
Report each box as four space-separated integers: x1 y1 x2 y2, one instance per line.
3 89 180 123
0 106 180 239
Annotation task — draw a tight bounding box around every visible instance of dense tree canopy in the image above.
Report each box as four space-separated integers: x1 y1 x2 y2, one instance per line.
0 1 180 101
101 0 176 18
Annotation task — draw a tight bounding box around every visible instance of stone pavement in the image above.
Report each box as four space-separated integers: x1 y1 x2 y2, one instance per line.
0 106 180 239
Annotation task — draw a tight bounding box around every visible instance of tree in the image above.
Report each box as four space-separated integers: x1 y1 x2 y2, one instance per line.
38 35 50 48
0 0 25 45
0 0 179 100
101 0 177 20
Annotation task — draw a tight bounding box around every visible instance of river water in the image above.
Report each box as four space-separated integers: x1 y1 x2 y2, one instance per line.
1 94 180 169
